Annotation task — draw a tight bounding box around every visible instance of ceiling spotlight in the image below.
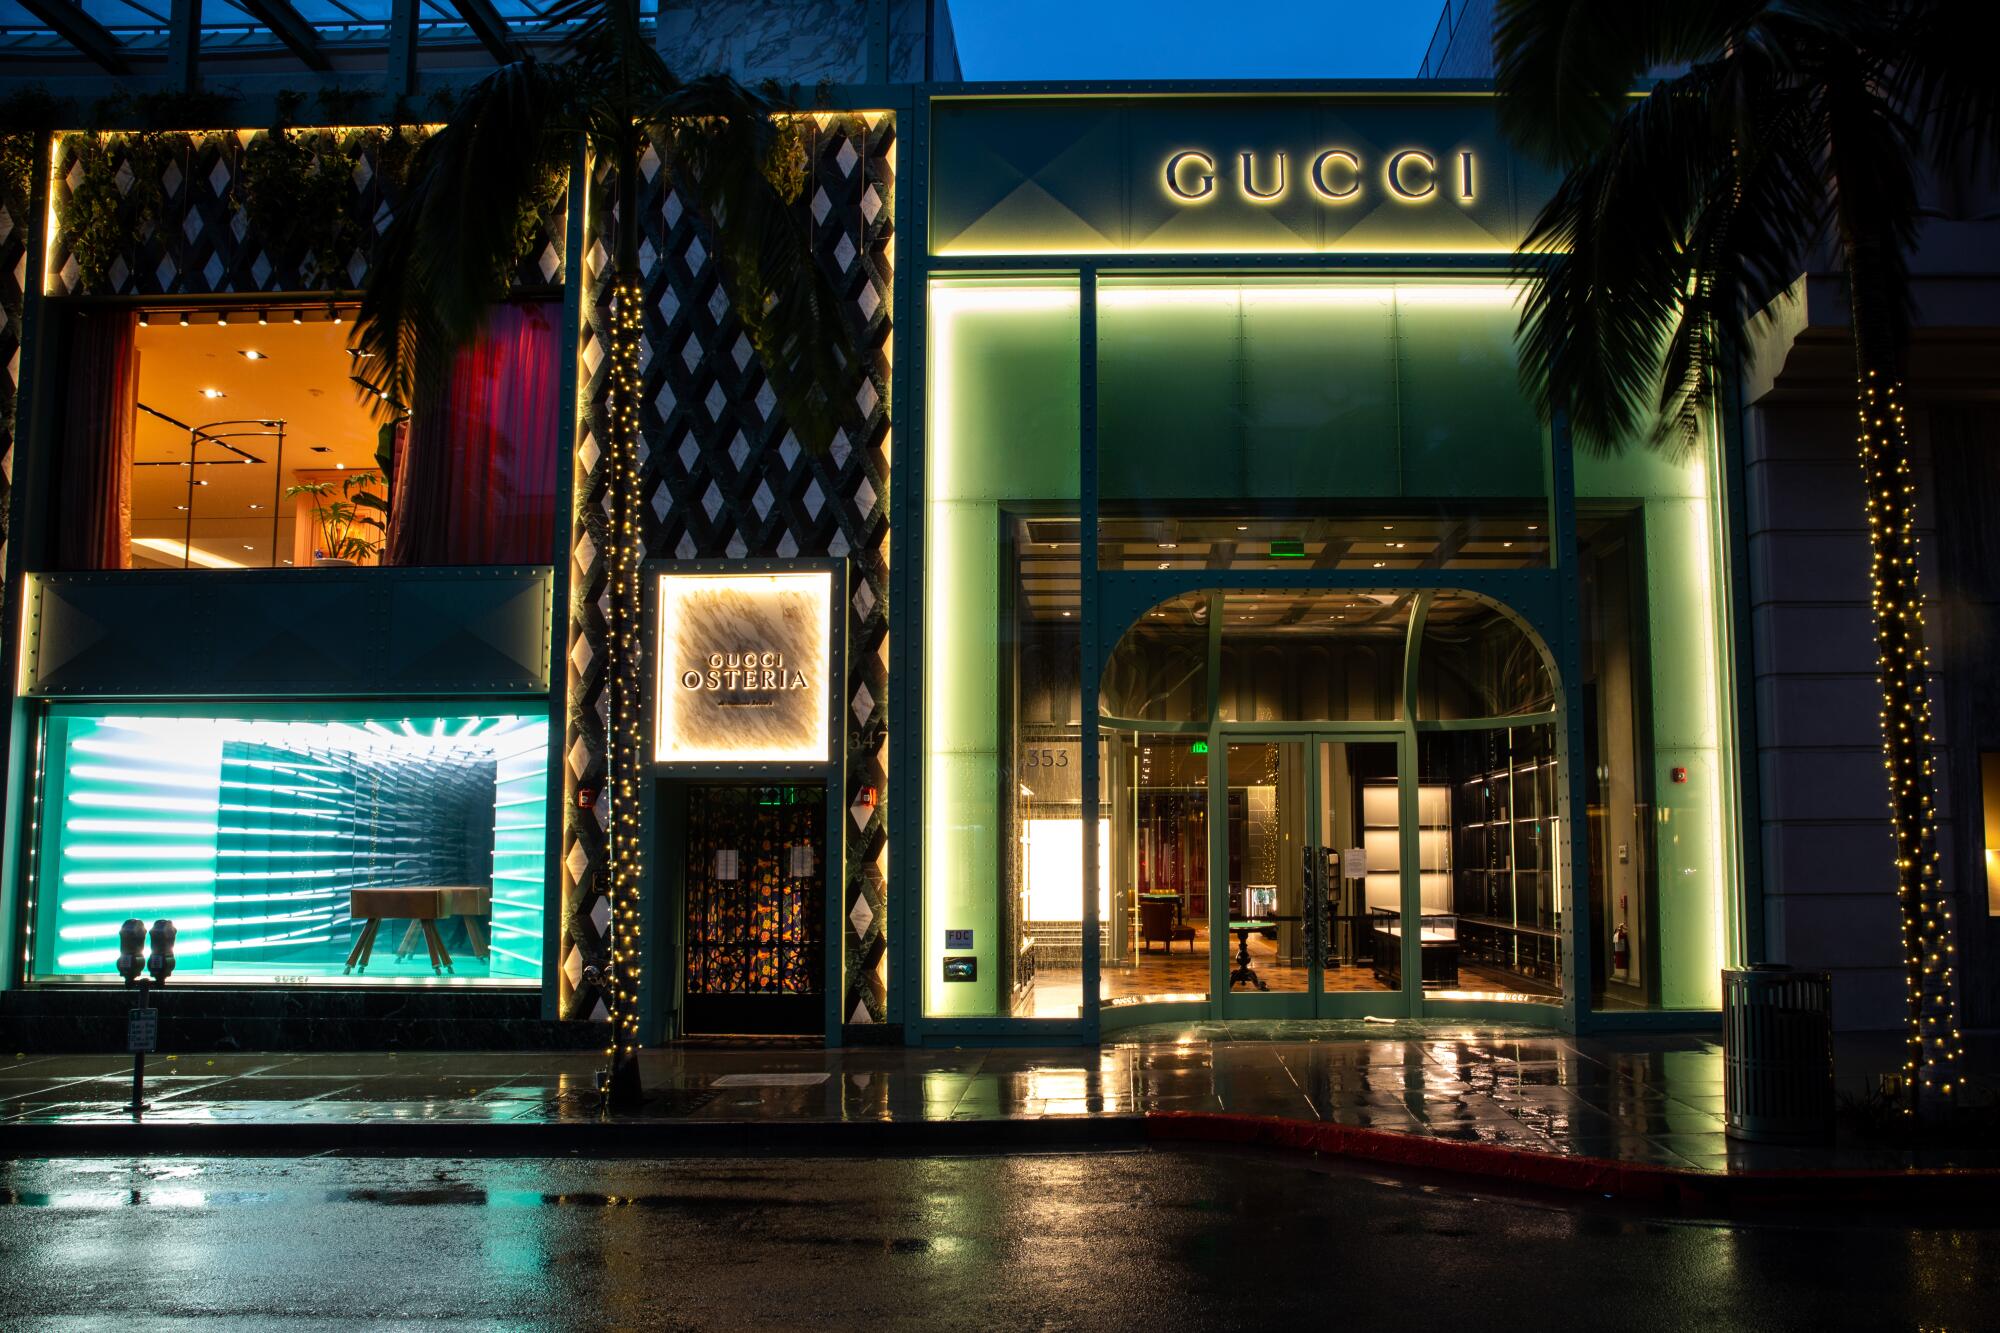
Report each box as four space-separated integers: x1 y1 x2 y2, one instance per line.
179 312 190 327
1061 610 1071 617
334 462 345 470
137 311 149 327
196 479 210 487
1502 541 1514 548
1236 525 1248 532
201 388 225 399
174 504 188 511
258 310 269 325
217 310 229 326
293 310 304 324
329 306 342 325
240 349 265 360
248 503 263 510
241 544 254 551
1371 561 1386 569
1381 524 1394 531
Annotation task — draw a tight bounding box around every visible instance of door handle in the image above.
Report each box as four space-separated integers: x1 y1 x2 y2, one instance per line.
1301 843 1321 970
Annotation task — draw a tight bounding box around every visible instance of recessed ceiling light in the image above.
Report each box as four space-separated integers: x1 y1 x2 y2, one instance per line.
240 350 266 360
248 503 262 510
334 462 345 470
1061 610 1071 617
1157 562 1169 569
174 504 188 511
1371 561 1386 568
1381 524 1394 531
1502 540 1514 548
201 388 225 399
1158 542 1177 549
241 544 254 551
1527 523 1540 531
1236 525 1248 531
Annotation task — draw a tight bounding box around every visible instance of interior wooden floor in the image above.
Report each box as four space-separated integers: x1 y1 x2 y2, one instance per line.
1019 924 1557 1018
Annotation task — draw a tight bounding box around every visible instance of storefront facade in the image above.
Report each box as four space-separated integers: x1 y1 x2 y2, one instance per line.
904 92 1750 1040
0 84 1752 1048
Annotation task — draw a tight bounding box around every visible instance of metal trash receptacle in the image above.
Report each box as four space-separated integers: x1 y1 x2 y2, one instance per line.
1722 964 1834 1143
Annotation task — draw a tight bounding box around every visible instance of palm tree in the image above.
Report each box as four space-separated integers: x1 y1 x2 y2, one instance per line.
1493 0 1997 1120
354 0 851 1106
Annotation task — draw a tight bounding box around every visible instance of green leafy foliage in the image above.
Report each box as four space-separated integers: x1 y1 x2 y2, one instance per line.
284 470 388 563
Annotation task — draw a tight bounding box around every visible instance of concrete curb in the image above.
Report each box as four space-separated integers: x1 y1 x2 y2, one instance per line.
0 1114 1152 1157
1144 1112 2000 1210
7 1110 1994 1209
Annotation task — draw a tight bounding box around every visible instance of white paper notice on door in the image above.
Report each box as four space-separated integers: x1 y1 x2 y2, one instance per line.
1342 847 1368 880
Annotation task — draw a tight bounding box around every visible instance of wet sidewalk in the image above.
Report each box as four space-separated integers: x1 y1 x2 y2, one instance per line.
4 1021 1994 1186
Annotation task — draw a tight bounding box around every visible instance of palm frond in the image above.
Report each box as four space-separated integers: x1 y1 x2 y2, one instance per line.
1515 68 1740 451
655 79 857 451
1494 0 1762 166
352 59 575 407
1887 0 2000 180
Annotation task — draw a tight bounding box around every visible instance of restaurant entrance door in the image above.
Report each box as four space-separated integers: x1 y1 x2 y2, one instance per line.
681 783 826 1035
1212 734 1415 1018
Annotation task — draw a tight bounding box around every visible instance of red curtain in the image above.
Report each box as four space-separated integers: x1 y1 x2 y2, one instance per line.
388 302 560 566
58 310 139 569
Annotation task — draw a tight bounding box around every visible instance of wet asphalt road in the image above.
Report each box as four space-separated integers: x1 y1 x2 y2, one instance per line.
1 1149 1994 1331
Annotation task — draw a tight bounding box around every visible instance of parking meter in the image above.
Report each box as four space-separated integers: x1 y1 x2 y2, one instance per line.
146 919 177 983
117 918 147 984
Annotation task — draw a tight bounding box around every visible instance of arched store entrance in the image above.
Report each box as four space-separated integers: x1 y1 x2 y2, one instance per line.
1095 588 1565 1023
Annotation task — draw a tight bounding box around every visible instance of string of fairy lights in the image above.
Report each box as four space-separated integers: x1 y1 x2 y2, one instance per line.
1858 369 1963 1111
605 272 647 1074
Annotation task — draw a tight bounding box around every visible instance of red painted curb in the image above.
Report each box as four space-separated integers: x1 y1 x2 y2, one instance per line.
1143 1112 2000 1210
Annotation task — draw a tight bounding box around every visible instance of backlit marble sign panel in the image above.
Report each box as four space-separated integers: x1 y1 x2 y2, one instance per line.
655 571 833 764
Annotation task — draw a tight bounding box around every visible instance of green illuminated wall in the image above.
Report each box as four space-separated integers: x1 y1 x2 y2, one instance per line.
1098 282 1546 503
1576 443 1735 1009
924 280 1081 1016
33 710 549 986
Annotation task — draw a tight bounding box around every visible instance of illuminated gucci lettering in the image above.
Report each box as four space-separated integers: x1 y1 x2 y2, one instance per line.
680 651 808 692
1164 150 1217 200
1239 151 1286 201
1310 149 1361 201
1164 146 1478 206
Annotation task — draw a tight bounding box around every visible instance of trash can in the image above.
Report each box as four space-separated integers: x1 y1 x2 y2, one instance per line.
1722 964 1834 1143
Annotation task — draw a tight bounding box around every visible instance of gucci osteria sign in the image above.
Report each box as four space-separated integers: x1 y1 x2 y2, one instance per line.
654 571 833 764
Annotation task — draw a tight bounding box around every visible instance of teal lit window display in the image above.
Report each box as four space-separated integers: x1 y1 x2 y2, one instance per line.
32 708 549 986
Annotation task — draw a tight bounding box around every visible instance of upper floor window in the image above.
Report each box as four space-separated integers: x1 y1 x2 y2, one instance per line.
55 300 559 571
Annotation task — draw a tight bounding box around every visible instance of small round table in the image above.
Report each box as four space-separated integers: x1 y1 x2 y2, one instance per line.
1228 919 1273 991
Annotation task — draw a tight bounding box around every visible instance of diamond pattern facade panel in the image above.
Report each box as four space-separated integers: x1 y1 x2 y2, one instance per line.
44 130 565 297
563 115 894 1026
0 186 21 631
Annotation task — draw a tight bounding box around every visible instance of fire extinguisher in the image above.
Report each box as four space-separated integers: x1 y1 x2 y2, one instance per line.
1612 923 1630 974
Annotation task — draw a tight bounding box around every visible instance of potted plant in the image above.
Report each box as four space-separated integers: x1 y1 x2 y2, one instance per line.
284 470 387 566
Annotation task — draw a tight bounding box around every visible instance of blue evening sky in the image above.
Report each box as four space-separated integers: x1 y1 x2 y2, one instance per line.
948 0 1447 81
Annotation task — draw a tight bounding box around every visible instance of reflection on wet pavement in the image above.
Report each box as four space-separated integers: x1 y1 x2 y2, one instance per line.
2 1022 1991 1175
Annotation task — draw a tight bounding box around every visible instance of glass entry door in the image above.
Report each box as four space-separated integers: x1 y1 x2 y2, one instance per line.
1213 735 1412 1016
